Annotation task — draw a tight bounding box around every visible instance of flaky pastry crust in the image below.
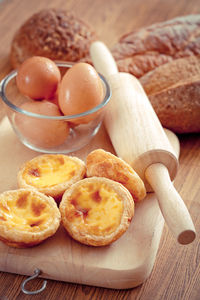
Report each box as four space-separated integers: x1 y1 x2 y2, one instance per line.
59 177 134 246
0 189 61 248
86 149 146 202
17 154 86 200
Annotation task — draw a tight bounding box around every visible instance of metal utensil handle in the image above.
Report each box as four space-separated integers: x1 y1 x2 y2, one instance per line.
21 268 47 295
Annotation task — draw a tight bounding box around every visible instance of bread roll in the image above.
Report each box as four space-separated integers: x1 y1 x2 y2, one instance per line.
10 8 97 69
140 55 200 133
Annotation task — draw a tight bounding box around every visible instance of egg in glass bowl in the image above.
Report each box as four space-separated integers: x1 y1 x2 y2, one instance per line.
0 58 111 153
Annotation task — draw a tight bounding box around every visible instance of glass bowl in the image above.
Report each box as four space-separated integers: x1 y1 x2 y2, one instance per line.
0 62 111 154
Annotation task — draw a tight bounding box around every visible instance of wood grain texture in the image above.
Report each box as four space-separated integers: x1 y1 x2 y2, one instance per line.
0 115 167 289
90 42 195 244
0 0 199 299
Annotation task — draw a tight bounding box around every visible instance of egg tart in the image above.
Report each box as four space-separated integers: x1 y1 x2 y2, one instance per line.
0 189 61 248
86 149 146 202
59 177 134 246
17 154 86 199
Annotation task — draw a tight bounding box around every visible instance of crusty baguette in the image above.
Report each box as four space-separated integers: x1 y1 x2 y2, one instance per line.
112 15 200 133
140 55 200 133
10 8 97 69
112 14 200 78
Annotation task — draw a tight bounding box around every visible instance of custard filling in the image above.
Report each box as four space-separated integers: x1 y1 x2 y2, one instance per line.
66 182 123 235
0 191 51 232
22 155 78 188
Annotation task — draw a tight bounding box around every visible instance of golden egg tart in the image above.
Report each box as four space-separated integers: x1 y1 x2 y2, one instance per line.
0 189 61 248
59 177 134 246
17 154 86 199
86 149 146 202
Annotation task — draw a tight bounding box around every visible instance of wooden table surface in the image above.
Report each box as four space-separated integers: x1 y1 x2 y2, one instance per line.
0 0 199 299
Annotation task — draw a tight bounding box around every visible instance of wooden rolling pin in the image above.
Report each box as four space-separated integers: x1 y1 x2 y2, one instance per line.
90 41 196 245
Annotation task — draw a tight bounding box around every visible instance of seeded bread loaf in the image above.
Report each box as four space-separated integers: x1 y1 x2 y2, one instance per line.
10 8 97 69
112 15 200 133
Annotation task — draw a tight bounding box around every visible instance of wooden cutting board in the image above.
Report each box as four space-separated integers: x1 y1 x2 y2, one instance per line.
0 117 179 289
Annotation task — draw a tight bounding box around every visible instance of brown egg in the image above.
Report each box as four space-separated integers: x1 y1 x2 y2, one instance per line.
16 56 61 100
58 63 104 124
15 100 69 148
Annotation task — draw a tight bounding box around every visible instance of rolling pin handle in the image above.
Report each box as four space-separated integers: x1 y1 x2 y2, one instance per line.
90 41 196 245
145 163 196 245
90 41 118 77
